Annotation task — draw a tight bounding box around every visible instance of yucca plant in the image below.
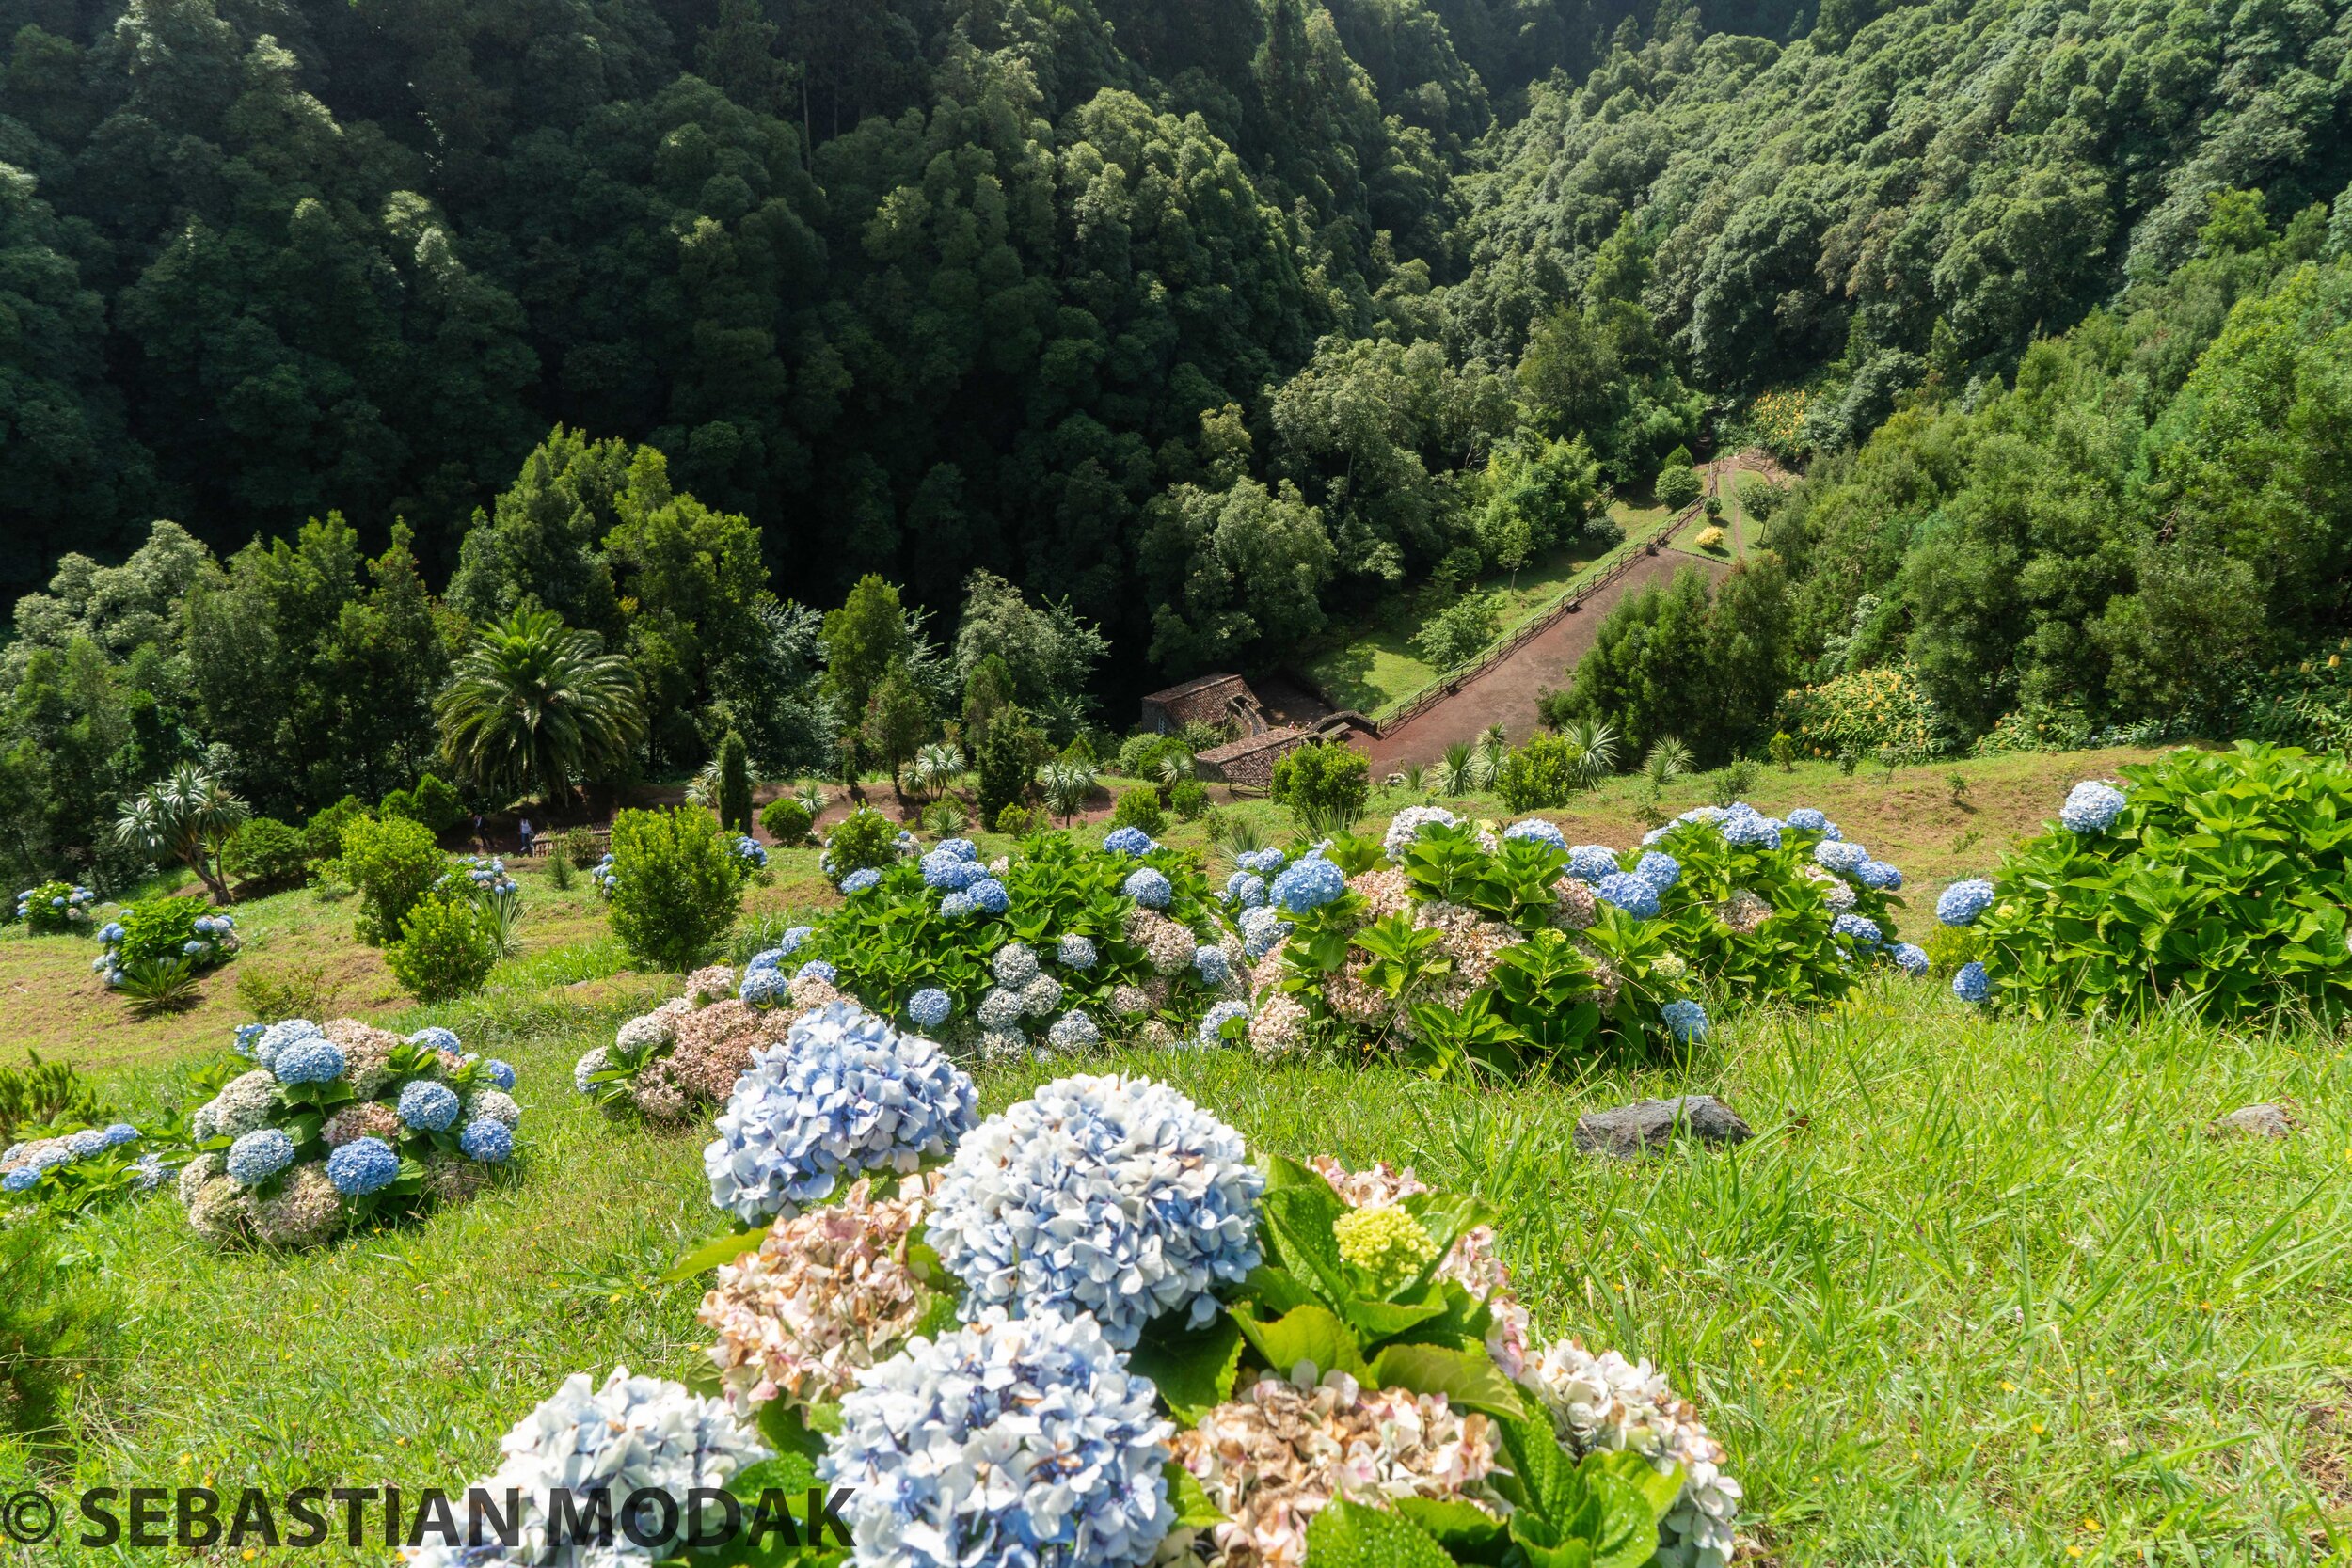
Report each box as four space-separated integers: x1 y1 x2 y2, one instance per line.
1210 813 1270 866
1556 719 1619 791
910 743 967 801
793 782 828 818
118 957 202 1018
113 763 247 903
1037 759 1096 825
921 799 971 836
1438 742 1484 796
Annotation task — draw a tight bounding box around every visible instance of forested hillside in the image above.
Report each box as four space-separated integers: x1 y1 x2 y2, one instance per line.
7 0 2344 655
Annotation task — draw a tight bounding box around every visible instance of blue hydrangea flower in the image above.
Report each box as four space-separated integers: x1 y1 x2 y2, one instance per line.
2 1169 36 1194
1239 905 1285 959
841 868 882 895
1936 879 1995 927
921 849 975 889
459 1119 515 1164
1815 840 1869 875
254 1019 323 1069
1047 1011 1101 1052
1504 818 1569 850
1057 934 1098 970
1785 807 1830 833
1891 942 1930 976
1719 808 1782 849
326 1136 400 1196
1661 999 1709 1042
397 1080 462 1133
740 968 791 1007
273 1037 347 1085
939 891 976 919
1102 826 1157 857
935 838 978 863
1197 1000 1250 1047
776 926 814 957
1122 868 1172 910
1269 857 1345 913
476 1059 517 1092
1856 860 1904 892
1194 945 1231 987
2061 781 2127 834
993 944 1041 988
102 1123 139 1148
795 959 838 986
820 1315 1172 1568
1595 872 1660 920
929 1074 1263 1347
1235 848 1288 877
132 1152 167 1191
68 1129 107 1158
1566 844 1621 883
409 1027 461 1054
99 922 124 944
1224 871 1267 908
1634 851 1681 892
746 948 783 973
704 1002 980 1225
1953 961 1991 1004
225 1129 295 1185
1832 912 1883 947
908 988 953 1030
968 879 1009 915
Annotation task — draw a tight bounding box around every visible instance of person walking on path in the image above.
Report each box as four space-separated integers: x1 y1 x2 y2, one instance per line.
470 812 485 855
518 816 534 857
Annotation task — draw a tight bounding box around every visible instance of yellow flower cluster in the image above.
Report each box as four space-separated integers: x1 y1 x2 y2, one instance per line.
1780 664 1939 760
1748 388 1812 451
1333 1203 1439 1289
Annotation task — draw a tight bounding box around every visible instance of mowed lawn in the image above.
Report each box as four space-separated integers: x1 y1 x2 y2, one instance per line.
6 743 2343 1564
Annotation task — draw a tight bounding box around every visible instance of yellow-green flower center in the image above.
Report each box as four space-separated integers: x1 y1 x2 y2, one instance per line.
1334 1204 1439 1290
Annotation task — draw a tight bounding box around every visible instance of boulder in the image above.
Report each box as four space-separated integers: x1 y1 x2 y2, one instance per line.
2209 1103 2296 1140
1575 1095 1752 1160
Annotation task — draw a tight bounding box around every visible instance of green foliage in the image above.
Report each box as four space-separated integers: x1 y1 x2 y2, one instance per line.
112 762 247 904
974 705 1048 826
823 809 902 883
117 957 203 1016
226 816 308 892
412 773 468 835
759 799 814 847
387 887 501 1004
0 1051 106 1145
1495 733 1589 813
1108 788 1167 838
1169 780 1211 821
1969 745 2352 1022
301 797 371 866
436 609 647 805
606 808 743 973
112 897 232 973
19 880 85 935
563 826 603 868
0 1225 99 1447
235 960 342 1024
1413 593 1501 671
1117 735 1194 783
1546 559 1795 768
1655 464 1702 511
335 814 447 945
1779 665 1942 765
994 804 1037 836
1270 742 1371 834
548 848 576 891
716 733 754 835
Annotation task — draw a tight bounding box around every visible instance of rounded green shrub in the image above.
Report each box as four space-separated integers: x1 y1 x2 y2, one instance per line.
17 881 93 935
1656 463 1703 511
334 815 446 944
300 795 370 865
1957 744 2352 1021
1270 741 1370 833
606 807 743 972
821 807 900 884
109 897 235 972
993 803 1035 836
562 826 601 868
1169 779 1210 820
760 798 814 847
227 817 308 892
388 886 500 1003
1107 786 1166 838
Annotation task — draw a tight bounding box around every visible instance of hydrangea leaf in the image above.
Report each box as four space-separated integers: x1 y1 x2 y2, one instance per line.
1127 1311 1243 1425
1366 1340 1525 1420
1164 1460 1227 1531
1302 1497 1457 1568
1391 1495 1508 1555
1231 1303 1367 1382
664 1224 764 1282
1258 1181 1356 1302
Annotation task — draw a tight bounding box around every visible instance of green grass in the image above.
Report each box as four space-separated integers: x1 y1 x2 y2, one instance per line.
6 744 2343 1564
1300 499 1670 716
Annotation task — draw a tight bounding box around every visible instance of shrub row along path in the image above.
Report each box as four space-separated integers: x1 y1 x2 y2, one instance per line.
1361 546 1729 773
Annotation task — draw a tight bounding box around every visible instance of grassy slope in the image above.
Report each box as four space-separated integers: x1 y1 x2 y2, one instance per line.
1301 499 1670 715
7 745 2347 1564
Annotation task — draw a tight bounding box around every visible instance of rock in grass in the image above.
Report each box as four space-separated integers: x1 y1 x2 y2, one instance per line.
1575 1095 1752 1160
2209 1103 2296 1140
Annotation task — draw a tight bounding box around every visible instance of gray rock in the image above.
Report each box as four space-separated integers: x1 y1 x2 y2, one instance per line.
2209 1103 2296 1140
1575 1095 1752 1160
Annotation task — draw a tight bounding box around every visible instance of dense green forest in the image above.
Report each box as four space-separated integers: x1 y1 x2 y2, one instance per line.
3 0 2349 886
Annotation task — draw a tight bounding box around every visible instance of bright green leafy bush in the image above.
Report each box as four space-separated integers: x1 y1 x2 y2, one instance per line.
759 798 813 846
606 807 742 972
227 816 308 892
1108 787 1166 837
334 815 446 944
388 886 501 1003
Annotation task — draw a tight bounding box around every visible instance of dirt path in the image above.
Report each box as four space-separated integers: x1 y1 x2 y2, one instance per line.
1360 548 1730 772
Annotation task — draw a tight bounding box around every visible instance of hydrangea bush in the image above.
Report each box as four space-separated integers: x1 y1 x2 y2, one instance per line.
95 901 240 988
16 881 96 933
175 1018 523 1247
564 1079 1748 1568
1936 743 2352 1020
1237 805 1915 1076
574 961 809 1121
787 828 1244 1057
0 1121 168 1213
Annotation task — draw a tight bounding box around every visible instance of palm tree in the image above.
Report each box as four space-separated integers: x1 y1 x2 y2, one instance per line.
114 764 248 903
1037 758 1095 825
436 609 646 809
909 743 967 802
